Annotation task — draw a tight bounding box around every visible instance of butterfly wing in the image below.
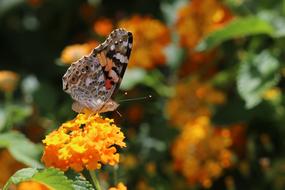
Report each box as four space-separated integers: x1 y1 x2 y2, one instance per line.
62 28 133 113
92 28 133 102
62 53 109 113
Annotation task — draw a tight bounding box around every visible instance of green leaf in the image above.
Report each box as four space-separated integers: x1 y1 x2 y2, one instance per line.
66 171 95 190
237 50 280 109
164 41 185 69
0 131 43 167
161 0 188 25
0 108 6 131
5 104 33 127
120 68 146 90
257 10 285 38
9 140 43 168
0 132 15 148
121 69 173 97
3 168 38 190
143 71 174 97
196 17 275 51
4 168 74 190
33 168 74 190
70 175 94 190
9 168 38 184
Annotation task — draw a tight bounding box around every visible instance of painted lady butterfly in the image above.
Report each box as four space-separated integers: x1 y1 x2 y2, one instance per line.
62 28 133 114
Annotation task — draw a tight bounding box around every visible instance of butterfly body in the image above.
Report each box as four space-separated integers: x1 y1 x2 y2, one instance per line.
62 28 133 114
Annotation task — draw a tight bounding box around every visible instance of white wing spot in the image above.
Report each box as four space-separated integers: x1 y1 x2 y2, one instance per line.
114 53 128 63
98 74 105 81
123 41 128 47
85 77 93 86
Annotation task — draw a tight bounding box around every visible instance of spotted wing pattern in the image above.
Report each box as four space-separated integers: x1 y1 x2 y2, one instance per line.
62 28 133 113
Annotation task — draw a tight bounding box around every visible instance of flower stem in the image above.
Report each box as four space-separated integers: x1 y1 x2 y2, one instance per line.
113 165 118 185
89 170 102 190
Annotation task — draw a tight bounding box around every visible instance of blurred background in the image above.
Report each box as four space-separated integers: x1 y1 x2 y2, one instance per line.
1 0 285 189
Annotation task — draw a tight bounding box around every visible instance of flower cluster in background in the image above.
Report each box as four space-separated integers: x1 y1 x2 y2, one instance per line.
172 116 233 188
119 16 170 69
175 0 233 77
166 78 225 127
94 18 114 37
176 0 233 49
0 71 19 93
60 41 99 64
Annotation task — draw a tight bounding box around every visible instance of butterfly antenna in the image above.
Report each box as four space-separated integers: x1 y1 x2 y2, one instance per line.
116 110 122 117
118 95 152 103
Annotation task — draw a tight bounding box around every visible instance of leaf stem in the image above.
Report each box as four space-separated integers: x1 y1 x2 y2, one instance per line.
89 170 102 190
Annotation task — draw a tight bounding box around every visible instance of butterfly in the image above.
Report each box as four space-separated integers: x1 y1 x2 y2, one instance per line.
62 28 133 114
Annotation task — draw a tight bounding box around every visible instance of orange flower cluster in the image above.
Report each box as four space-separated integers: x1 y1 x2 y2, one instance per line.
93 18 114 36
166 78 225 127
109 182 127 190
172 116 233 188
41 114 126 172
119 16 170 69
175 0 233 77
178 51 218 79
136 179 154 190
176 0 233 49
60 41 98 64
17 181 50 190
0 70 19 93
121 154 138 169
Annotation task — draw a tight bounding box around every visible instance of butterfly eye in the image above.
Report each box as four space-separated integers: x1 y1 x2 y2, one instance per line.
115 41 118 45
119 39 122 43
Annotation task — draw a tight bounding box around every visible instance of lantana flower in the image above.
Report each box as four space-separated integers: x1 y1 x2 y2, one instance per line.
60 41 98 64
17 181 50 190
93 18 114 36
0 70 19 93
109 182 127 190
42 114 126 172
175 0 233 77
166 78 225 127
176 0 233 50
172 116 233 188
119 15 170 69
